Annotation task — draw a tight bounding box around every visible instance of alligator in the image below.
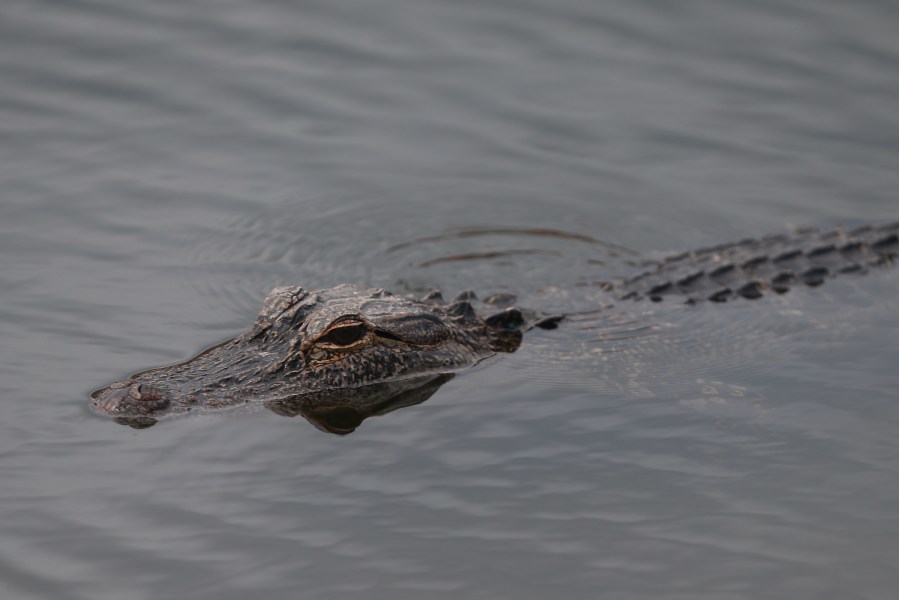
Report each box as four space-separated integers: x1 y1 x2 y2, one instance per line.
91 222 898 431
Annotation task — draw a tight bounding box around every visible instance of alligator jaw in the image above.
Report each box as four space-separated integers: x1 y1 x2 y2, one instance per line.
90 336 263 426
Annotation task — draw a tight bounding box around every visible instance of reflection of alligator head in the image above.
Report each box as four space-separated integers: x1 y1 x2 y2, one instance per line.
265 373 455 435
91 285 524 430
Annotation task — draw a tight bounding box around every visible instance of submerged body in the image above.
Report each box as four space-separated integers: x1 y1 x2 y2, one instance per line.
92 222 898 429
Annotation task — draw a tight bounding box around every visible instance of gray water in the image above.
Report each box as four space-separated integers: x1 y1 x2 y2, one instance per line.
2 1 899 598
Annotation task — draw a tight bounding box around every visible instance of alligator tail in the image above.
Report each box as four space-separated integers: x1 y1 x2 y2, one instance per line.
614 221 898 304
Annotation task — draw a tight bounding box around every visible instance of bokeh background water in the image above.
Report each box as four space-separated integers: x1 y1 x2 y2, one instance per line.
1 1 898 598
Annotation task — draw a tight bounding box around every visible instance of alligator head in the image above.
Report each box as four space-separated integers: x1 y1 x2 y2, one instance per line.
91 284 523 429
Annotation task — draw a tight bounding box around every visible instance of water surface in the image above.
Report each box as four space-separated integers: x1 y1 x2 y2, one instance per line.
1 1 898 598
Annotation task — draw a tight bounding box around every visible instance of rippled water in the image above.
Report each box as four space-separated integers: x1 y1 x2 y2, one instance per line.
2 1 899 598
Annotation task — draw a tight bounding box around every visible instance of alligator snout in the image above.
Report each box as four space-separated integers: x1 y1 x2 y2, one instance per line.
90 379 171 418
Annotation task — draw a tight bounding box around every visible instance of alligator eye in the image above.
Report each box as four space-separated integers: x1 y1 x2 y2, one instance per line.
317 322 367 347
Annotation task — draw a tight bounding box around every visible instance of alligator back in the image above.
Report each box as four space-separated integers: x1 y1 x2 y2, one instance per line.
614 222 898 304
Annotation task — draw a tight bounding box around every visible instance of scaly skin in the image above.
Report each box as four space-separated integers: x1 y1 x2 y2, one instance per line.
92 222 898 429
91 284 523 428
613 222 897 303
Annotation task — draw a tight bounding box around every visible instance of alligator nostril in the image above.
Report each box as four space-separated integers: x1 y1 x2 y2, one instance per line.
93 386 129 413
